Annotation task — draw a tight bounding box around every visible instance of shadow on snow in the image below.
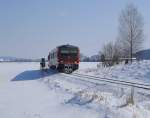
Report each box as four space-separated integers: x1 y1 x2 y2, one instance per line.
11 69 58 81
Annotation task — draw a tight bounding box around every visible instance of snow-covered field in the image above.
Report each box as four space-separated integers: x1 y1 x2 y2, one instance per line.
0 62 150 118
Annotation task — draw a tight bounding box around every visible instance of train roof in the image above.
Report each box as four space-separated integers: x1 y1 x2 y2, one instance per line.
57 44 78 49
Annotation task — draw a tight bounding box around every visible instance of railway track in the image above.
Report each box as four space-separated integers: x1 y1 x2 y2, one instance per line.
63 73 150 90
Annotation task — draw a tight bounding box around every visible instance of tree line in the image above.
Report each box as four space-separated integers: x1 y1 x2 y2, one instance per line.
100 4 144 66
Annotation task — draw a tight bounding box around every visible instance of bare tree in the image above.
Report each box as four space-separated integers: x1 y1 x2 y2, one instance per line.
101 41 119 66
118 4 144 62
102 42 114 59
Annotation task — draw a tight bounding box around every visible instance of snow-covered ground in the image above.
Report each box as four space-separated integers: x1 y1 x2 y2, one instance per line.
77 61 150 83
0 62 150 118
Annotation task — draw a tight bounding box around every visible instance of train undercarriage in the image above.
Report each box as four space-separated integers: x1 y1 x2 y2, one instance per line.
50 64 79 74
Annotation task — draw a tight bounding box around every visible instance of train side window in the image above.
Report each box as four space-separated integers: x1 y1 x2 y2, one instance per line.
51 53 52 59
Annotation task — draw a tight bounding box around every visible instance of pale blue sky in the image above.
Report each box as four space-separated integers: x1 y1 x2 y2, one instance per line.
0 0 150 58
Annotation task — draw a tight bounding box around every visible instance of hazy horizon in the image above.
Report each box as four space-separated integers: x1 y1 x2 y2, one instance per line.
0 0 150 58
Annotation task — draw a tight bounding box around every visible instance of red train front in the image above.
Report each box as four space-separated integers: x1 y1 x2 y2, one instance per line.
48 45 80 73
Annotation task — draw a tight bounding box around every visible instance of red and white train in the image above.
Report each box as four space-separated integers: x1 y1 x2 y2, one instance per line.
48 45 80 73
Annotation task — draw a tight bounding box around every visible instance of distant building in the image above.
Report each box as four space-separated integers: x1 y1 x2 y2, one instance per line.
135 49 150 60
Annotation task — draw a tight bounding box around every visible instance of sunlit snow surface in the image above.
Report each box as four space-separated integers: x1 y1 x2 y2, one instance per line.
0 61 150 118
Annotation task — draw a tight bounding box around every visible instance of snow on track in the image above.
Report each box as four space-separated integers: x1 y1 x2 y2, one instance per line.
70 73 150 90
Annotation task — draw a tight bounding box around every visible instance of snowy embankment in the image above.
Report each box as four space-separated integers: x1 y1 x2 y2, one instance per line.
0 62 150 118
77 61 150 83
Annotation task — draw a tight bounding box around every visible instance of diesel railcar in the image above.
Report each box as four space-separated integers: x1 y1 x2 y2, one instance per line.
48 45 80 73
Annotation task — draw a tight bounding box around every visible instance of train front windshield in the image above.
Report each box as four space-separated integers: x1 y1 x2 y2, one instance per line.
60 48 78 57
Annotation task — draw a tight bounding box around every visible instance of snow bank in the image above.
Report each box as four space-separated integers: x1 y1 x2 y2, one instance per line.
77 61 150 83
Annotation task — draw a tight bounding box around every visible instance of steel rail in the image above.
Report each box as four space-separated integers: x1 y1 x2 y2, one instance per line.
67 73 150 90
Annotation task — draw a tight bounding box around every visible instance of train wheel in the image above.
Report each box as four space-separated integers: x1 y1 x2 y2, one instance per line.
57 68 63 72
